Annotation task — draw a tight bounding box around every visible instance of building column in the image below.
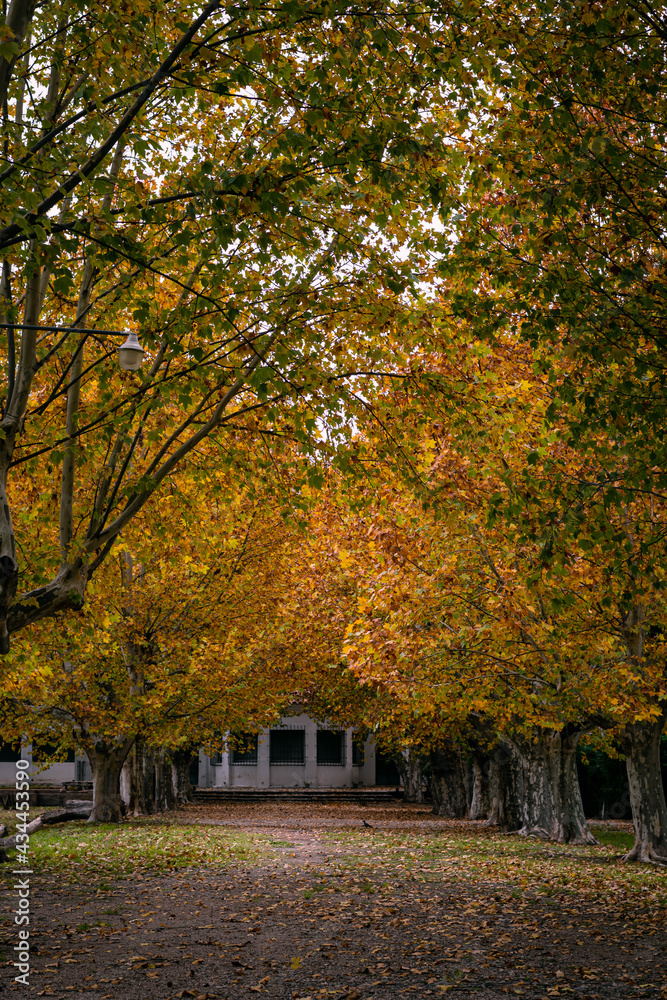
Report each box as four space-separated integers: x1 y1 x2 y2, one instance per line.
361 736 376 787
343 728 354 787
198 749 211 788
305 718 317 787
218 750 230 788
257 728 270 788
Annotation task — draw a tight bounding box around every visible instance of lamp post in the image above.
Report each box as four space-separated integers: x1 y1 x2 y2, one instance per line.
117 331 144 371
0 323 145 371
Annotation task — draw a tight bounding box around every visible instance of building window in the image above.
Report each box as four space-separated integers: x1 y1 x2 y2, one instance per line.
352 737 365 767
189 756 199 786
270 729 305 765
210 753 222 765
317 730 345 766
76 759 92 783
32 744 76 763
0 741 22 762
231 733 258 765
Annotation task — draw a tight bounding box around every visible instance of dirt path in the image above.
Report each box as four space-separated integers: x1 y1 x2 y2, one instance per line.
1 810 665 999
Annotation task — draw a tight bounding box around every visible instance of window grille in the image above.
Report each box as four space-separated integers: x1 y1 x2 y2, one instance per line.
32 744 75 763
352 737 365 767
270 729 305 765
231 733 258 765
0 741 21 762
317 729 345 766
189 757 199 786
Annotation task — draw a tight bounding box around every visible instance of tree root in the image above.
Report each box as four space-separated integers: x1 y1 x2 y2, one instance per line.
518 825 550 839
554 827 599 846
622 841 667 865
569 831 600 846
518 824 599 846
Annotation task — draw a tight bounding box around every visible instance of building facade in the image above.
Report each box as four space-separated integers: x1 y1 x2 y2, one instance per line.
197 712 381 789
0 715 399 788
0 743 91 787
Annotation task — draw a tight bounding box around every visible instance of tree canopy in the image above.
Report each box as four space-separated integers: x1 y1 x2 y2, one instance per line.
2 0 667 861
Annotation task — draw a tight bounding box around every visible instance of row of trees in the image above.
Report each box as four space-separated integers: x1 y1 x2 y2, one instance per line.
0 1 665 861
259 327 667 862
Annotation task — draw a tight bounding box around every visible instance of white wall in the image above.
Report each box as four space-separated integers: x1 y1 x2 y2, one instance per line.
0 746 80 786
200 716 378 788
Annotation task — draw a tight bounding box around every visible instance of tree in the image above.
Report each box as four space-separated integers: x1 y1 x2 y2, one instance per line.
302 326 666 846
1 453 297 821
440 0 667 860
0 0 456 654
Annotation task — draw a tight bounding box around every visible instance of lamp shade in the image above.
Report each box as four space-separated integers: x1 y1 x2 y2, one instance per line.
118 331 144 371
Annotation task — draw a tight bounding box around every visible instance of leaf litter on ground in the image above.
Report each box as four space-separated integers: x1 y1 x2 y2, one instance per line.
0 802 665 999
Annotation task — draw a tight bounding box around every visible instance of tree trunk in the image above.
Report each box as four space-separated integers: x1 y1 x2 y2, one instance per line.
469 754 490 820
0 478 19 654
120 757 134 814
130 737 157 815
155 749 175 812
486 742 523 830
544 729 595 844
125 740 181 815
87 737 135 823
514 735 553 838
511 729 597 844
394 748 425 803
171 749 195 805
619 712 667 864
0 1 38 112
429 747 467 817
0 807 92 857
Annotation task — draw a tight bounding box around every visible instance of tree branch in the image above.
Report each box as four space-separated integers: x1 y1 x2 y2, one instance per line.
0 0 224 248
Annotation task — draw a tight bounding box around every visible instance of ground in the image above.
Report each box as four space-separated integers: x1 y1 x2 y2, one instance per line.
1 802 666 999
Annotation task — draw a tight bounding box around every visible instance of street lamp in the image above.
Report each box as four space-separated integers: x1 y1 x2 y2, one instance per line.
117 331 145 371
0 323 145 370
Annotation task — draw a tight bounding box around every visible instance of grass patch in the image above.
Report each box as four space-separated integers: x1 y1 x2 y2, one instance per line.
28 820 263 881
0 805 63 837
317 826 667 905
590 825 635 852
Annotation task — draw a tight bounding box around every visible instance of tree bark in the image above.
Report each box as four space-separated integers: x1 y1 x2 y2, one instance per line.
0 1 38 112
129 737 157 815
469 754 490 820
171 749 195 805
0 807 91 857
394 748 425 803
155 749 175 812
0 257 40 651
486 742 524 830
119 757 133 814
429 747 468 817
617 606 667 863
511 729 597 844
618 711 667 864
514 734 553 838
126 739 181 815
86 737 135 823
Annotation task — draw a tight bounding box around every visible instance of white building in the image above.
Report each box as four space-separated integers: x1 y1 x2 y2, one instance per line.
0 715 399 789
0 742 91 788
198 712 385 789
